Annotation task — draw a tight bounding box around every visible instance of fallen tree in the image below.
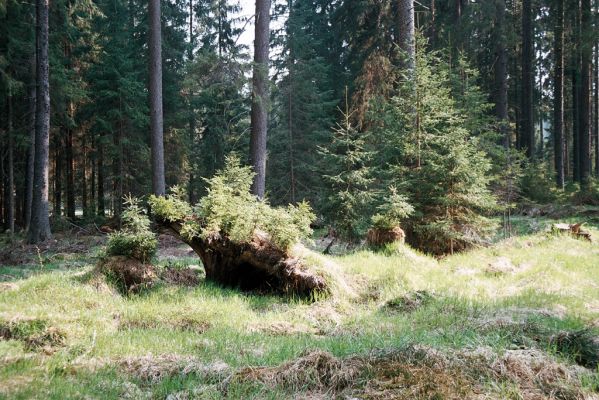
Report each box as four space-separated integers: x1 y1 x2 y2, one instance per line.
149 156 328 296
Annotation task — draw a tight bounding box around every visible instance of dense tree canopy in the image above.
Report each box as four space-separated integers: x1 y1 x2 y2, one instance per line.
1 0 598 251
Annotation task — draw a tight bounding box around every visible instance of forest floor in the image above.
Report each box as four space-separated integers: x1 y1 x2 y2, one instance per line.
0 210 599 399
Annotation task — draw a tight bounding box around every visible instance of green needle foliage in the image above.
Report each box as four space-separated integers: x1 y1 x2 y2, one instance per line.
150 156 315 252
370 187 414 230
319 105 376 242
105 196 157 262
377 45 498 254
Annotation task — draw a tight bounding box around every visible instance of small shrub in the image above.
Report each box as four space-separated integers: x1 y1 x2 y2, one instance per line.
106 196 157 262
370 187 414 230
150 155 316 252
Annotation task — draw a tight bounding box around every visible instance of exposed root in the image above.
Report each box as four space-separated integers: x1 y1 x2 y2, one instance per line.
366 226 406 248
96 256 157 294
161 222 329 296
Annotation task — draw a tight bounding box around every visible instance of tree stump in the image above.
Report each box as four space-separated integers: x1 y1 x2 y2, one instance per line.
551 223 592 242
159 220 328 296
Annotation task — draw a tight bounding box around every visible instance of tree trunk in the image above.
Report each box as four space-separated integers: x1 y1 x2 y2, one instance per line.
25 54 36 232
159 220 327 296
187 0 196 204
579 0 591 187
7 90 15 235
554 0 565 188
595 42 599 176
66 126 75 219
428 0 436 48
249 0 271 198
82 131 88 218
27 0 52 243
494 0 509 149
572 0 581 182
97 134 105 217
397 0 415 77
53 136 62 217
521 0 534 159
149 0 166 196
573 62 580 181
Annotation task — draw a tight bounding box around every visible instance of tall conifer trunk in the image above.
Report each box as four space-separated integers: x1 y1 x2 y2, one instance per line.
25 54 36 231
249 0 271 198
494 0 509 148
521 0 534 158
149 0 166 196
28 0 52 243
579 0 591 186
397 0 415 77
594 42 599 176
7 90 15 234
553 0 565 188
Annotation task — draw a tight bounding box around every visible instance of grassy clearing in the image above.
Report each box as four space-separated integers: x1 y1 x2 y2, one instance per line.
0 224 598 399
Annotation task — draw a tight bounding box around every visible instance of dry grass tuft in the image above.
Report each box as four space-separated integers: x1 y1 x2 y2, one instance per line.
486 348 589 400
120 354 229 384
383 290 435 313
0 317 65 352
551 330 599 369
232 349 363 392
161 266 201 287
226 345 597 399
119 317 210 334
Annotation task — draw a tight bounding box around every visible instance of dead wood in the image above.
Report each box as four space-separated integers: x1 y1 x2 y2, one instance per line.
551 223 593 242
366 226 405 248
158 220 327 296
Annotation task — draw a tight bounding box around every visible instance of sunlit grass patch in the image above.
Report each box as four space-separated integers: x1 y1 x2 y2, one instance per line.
0 225 597 398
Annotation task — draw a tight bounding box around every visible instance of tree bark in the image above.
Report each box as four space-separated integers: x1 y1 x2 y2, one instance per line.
160 220 327 296
494 0 509 149
595 42 599 177
25 54 37 232
579 0 591 187
249 0 271 198
397 0 415 77
571 0 581 182
573 62 580 181
66 126 75 220
554 0 565 188
97 133 105 217
521 0 534 159
53 136 62 217
7 90 15 235
149 0 166 196
27 0 52 243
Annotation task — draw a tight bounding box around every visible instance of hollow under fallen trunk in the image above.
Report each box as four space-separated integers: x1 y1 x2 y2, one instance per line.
159 220 327 296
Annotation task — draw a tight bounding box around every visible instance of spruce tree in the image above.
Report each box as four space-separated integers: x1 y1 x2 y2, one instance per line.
319 95 375 241
379 47 497 254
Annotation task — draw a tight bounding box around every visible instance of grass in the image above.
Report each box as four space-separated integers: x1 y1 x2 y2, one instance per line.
0 219 598 399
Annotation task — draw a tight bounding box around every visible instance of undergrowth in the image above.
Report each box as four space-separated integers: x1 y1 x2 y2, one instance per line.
0 225 598 399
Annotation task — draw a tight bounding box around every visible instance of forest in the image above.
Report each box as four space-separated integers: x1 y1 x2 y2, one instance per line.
0 0 599 399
